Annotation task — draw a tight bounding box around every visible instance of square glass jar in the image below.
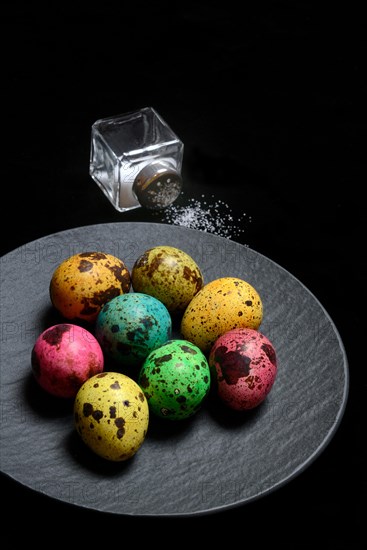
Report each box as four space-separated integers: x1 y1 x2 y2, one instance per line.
89 107 184 211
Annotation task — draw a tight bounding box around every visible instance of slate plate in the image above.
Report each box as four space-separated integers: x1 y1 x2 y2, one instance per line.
0 222 348 516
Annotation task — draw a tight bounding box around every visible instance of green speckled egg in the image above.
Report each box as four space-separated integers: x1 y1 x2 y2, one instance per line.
131 245 204 314
138 339 211 420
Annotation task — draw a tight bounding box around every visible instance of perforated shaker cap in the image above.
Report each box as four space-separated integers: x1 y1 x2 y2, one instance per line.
132 160 183 210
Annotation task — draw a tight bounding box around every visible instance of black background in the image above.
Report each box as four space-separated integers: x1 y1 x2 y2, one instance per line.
1 3 365 547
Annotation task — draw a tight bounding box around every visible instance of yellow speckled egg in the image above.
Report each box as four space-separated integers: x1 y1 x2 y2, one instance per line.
74 372 149 461
49 252 131 323
180 277 263 353
131 245 203 314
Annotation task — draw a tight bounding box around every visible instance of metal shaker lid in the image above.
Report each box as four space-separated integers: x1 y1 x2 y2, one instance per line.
132 160 183 209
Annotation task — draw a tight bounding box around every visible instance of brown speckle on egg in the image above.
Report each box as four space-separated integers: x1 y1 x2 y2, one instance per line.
115 418 126 439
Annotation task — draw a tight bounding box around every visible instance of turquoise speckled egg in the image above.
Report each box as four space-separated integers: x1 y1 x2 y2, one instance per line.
138 339 211 420
95 293 172 368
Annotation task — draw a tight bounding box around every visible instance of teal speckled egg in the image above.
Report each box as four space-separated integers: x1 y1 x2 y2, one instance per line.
138 339 211 420
95 293 172 368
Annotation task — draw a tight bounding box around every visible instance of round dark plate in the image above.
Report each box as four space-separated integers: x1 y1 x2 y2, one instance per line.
0 222 348 517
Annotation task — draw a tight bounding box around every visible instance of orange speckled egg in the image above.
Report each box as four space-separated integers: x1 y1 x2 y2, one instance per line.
49 252 131 323
131 245 204 314
180 277 263 353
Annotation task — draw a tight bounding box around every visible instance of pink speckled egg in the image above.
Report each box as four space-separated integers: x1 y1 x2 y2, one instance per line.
31 323 104 398
208 328 277 411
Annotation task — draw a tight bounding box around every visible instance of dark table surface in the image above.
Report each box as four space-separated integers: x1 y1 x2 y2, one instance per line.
1 4 365 547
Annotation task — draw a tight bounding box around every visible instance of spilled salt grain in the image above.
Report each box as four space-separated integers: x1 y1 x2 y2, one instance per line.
156 194 251 240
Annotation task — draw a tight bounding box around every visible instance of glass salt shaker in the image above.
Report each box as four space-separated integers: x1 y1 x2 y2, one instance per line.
89 107 184 212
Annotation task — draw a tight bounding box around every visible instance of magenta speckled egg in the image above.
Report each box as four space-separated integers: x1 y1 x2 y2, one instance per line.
31 323 104 398
208 328 277 410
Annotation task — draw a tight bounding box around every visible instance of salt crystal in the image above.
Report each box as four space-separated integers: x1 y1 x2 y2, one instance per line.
155 194 251 241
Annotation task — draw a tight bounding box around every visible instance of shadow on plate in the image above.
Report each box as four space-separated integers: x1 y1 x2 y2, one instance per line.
23 372 74 418
204 388 266 429
64 429 136 476
145 408 198 441
38 304 96 333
